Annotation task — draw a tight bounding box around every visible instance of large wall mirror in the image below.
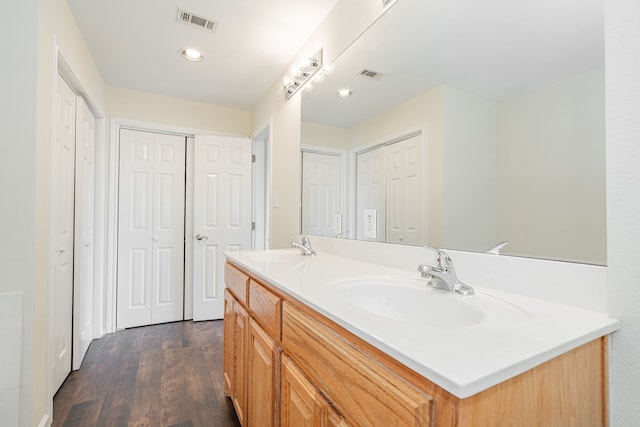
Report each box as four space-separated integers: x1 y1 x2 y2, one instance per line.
300 0 605 265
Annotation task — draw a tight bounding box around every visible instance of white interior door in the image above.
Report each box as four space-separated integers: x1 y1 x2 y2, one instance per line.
117 129 185 329
301 152 342 237
72 97 95 370
52 74 76 392
193 135 251 321
385 134 424 246
356 146 385 242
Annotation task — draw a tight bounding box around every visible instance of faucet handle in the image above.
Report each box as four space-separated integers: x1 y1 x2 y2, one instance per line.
423 246 451 271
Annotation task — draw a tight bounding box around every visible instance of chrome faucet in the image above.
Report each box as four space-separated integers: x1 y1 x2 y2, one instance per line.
291 234 316 256
417 247 474 295
486 240 509 255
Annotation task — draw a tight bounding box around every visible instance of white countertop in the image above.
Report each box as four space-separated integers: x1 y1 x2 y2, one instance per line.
225 249 620 398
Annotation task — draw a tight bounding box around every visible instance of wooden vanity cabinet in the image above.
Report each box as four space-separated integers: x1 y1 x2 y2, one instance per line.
224 261 609 427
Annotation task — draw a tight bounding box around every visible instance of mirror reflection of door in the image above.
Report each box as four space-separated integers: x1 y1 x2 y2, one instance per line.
356 132 425 246
301 151 342 237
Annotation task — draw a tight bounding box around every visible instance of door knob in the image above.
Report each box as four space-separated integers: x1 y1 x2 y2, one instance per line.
195 234 208 240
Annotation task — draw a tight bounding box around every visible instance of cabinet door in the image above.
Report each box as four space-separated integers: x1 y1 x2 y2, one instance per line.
282 302 433 427
223 290 235 396
281 355 319 427
248 319 281 427
233 301 249 426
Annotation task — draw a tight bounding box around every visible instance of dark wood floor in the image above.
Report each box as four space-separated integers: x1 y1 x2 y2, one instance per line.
52 320 241 427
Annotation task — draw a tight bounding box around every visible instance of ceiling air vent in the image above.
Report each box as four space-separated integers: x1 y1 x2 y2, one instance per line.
177 8 219 32
359 69 385 80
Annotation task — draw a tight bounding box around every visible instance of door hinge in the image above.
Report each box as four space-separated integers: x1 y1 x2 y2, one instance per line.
251 222 256 231
251 154 256 163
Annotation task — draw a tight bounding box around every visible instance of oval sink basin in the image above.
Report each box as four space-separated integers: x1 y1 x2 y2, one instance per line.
245 250 304 263
327 277 529 329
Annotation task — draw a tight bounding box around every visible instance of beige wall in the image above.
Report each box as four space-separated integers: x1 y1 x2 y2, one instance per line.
497 68 605 264
301 122 350 149
1 2 38 423
605 0 640 422
107 86 251 135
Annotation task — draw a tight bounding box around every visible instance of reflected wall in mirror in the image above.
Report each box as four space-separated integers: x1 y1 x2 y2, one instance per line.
300 0 606 265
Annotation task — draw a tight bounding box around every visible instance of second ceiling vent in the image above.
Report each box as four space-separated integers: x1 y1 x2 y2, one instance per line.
177 8 219 32
359 69 385 80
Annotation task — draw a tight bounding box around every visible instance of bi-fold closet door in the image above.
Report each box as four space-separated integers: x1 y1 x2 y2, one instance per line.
356 133 424 246
117 129 186 329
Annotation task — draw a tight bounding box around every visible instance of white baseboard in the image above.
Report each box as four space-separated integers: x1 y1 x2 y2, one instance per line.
37 413 50 427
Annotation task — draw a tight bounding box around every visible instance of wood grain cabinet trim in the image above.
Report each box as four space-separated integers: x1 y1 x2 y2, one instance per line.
249 279 282 341
282 302 434 427
225 262 249 305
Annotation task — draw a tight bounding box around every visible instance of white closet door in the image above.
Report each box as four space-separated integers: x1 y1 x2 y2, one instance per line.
301 152 342 237
151 134 186 323
193 135 251 321
72 96 95 370
117 129 185 329
52 74 76 392
356 147 386 242
385 134 424 246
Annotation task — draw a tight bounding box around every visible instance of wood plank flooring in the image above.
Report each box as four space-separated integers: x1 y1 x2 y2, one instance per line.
52 320 241 427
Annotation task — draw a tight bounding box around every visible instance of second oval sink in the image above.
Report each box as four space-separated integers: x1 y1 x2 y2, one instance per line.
326 277 530 329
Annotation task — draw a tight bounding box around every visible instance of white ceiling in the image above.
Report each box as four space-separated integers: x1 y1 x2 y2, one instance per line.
65 0 339 109
302 0 604 128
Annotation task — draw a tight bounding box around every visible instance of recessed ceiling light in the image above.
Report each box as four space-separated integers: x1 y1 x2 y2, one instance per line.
337 88 352 98
181 48 204 62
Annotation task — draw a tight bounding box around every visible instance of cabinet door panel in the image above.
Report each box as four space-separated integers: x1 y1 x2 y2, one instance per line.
223 290 234 396
281 356 317 427
232 302 248 425
225 262 249 305
249 279 282 340
282 302 433 427
248 319 281 427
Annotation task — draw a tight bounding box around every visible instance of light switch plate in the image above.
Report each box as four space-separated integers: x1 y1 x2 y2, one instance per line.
363 209 377 238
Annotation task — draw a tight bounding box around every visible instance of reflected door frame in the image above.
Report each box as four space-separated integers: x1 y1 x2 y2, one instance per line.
300 145 347 238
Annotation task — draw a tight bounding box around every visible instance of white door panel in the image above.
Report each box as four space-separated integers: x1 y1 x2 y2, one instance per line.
385 135 424 246
193 135 251 321
356 147 385 242
302 152 342 237
151 135 186 323
72 96 96 370
52 74 76 392
117 130 185 329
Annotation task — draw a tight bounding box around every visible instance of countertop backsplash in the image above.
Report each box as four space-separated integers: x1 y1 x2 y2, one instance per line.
308 236 608 313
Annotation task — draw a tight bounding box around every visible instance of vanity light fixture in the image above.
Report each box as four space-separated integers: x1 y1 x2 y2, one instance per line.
181 48 204 62
284 49 323 100
337 88 352 98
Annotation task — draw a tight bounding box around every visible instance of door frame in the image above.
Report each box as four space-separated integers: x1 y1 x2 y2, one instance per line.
300 144 347 238
106 118 250 332
347 125 427 244
252 124 271 250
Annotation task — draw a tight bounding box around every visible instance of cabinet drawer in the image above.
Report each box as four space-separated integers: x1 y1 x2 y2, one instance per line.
249 279 282 340
224 262 249 305
282 302 433 427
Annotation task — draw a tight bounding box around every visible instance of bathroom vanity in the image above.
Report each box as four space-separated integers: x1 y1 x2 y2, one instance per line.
223 249 618 426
